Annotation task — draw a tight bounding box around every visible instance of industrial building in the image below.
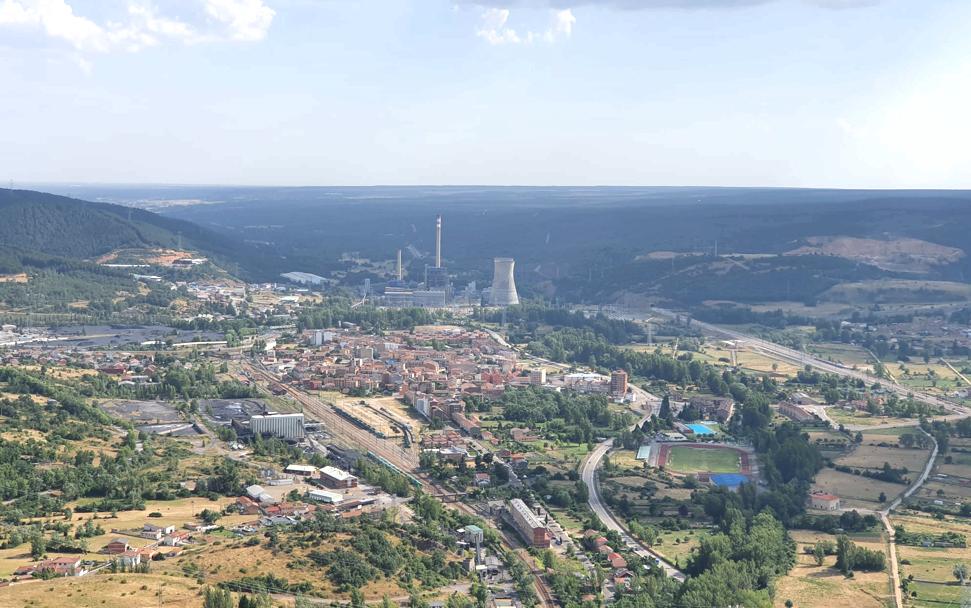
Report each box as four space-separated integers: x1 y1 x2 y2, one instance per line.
284 464 317 477
490 258 519 306
307 489 344 504
507 498 551 548
320 466 359 488
249 413 305 441
384 215 451 307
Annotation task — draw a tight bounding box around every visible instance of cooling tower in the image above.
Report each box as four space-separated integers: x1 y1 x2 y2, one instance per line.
490 258 519 306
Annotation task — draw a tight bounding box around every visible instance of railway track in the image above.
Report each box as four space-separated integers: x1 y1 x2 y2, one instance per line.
245 363 418 470
246 363 556 607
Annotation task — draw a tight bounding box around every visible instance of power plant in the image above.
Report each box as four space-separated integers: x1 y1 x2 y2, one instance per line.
380 215 518 308
489 257 519 306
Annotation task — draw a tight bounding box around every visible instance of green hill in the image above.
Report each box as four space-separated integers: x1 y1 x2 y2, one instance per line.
0 188 240 267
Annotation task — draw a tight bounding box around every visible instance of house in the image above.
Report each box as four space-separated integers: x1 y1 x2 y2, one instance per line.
117 550 142 569
778 402 816 423
474 472 491 487
162 530 191 546
141 523 176 539
105 538 131 554
236 496 262 515
510 427 539 442
809 492 841 511
15 557 86 578
608 553 628 569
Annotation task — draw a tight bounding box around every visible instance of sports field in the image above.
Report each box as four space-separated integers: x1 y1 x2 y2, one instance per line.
662 445 744 474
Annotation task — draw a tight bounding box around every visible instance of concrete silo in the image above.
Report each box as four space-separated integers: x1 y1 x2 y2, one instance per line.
490 258 519 306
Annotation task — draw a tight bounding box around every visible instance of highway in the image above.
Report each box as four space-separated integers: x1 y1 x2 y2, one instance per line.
624 307 968 414
606 307 954 604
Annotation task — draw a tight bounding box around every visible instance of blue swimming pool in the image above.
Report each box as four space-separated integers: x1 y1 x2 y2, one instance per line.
687 423 716 435
711 473 748 488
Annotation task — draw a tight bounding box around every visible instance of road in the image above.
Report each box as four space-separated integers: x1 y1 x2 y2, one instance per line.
607 307 958 601
580 437 686 582
632 307 969 414
842 428 940 608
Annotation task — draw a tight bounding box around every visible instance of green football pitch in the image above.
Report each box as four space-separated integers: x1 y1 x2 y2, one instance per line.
664 446 742 474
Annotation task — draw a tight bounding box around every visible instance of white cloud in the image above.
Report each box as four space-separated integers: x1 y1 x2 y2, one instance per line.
543 7 574 41
475 6 576 46
476 7 522 45
0 0 275 59
204 0 275 42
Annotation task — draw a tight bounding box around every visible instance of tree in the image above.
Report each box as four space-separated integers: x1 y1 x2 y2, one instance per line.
202 587 234 608
812 542 826 566
471 581 488 608
954 563 968 585
30 534 46 559
447 592 473 608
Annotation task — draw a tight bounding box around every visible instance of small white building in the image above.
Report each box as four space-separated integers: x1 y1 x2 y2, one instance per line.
809 492 841 511
285 464 317 477
307 489 344 504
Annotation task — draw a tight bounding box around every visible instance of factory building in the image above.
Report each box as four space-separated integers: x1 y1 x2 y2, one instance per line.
383 215 452 308
250 413 305 441
507 498 551 548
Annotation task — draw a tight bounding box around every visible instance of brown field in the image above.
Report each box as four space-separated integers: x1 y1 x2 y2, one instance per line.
812 469 906 509
838 445 931 473
892 513 971 607
775 530 893 608
0 273 29 283
18 364 97 380
0 572 204 608
820 279 971 305
0 498 245 577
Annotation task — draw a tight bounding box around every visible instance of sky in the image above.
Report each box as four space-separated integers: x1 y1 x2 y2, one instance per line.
2 0 971 188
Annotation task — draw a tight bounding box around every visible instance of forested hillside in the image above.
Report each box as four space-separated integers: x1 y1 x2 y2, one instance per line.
0 189 268 275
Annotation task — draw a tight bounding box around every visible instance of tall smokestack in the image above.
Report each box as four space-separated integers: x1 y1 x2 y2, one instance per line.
435 215 442 268
490 258 519 307
397 249 403 281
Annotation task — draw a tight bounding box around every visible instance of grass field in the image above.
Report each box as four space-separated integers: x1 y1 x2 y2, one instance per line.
774 530 892 608
812 469 905 509
892 513 971 607
663 446 742 474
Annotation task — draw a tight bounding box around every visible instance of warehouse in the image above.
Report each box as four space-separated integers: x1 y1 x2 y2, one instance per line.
320 466 359 489
250 413 305 440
